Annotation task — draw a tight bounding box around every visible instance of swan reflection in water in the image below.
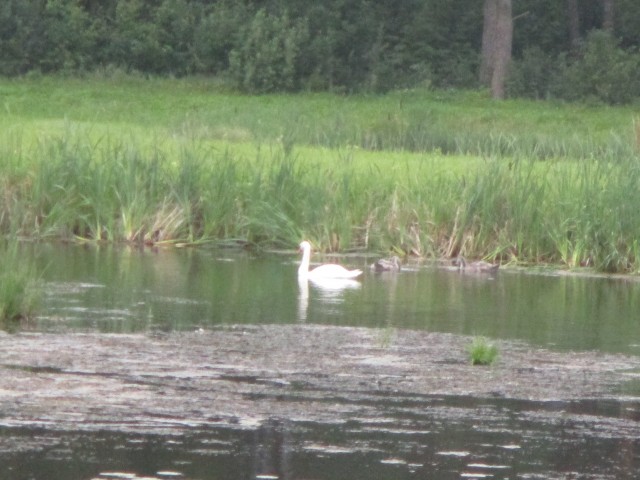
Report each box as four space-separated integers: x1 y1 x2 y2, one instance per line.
297 276 309 321
297 275 361 322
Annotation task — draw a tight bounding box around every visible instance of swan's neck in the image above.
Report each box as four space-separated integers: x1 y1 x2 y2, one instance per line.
298 246 311 277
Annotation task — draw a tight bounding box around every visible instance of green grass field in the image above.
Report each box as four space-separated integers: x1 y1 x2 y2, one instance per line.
1 76 640 272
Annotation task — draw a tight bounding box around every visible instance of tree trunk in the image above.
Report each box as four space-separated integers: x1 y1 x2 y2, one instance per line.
480 0 512 100
602 0 614 31
566 0 580 51
479 0 498 86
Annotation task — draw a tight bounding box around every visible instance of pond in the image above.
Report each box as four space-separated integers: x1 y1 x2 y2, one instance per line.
1 244 640 479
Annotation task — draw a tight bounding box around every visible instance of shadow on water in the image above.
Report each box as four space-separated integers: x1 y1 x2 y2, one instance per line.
4 244 640 478
2 394 639 480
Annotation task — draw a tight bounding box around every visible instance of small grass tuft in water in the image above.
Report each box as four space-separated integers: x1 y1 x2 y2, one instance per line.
377 326 396 349
467 336 499 366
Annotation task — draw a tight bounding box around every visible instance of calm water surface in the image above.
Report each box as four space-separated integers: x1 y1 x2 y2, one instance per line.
32 244 640 355
4 244 640 479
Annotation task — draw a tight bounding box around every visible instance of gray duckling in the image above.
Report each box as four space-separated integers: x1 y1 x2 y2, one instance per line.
370 256 401 272
453 256 499 274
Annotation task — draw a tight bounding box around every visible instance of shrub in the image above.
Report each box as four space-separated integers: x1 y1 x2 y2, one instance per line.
555 30 640 104
507 46 556 99
229 9 310 93
193 2 249 75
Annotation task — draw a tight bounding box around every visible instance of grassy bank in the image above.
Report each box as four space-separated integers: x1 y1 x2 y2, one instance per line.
1 76 640 272
2 76 639 158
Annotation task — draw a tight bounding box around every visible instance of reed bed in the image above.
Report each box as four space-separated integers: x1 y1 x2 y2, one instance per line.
2 77 640 272
1 126 640 272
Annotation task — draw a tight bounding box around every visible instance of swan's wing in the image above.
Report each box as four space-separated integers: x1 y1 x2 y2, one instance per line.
310 264 363 279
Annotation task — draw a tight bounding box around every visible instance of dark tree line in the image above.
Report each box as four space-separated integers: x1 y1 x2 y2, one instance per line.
1 0 640 103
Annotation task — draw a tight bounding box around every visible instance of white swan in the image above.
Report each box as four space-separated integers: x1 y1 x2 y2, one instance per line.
298 241 363 280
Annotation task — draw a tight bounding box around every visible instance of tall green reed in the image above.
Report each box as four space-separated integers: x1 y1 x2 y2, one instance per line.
3 123 640 272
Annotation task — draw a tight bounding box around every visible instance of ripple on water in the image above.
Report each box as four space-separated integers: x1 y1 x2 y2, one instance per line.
94 472 185 480
467 463 510 470
302 443 359 455
436 450 471 457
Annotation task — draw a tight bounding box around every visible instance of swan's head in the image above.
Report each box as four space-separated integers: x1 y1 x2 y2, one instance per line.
299 240 312 253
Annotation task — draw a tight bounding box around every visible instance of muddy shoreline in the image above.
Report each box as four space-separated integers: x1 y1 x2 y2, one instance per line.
2 325 639 435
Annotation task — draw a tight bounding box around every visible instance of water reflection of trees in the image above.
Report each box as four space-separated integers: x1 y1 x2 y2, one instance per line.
252 418 294 480
373 267 640 354
544 398 640 478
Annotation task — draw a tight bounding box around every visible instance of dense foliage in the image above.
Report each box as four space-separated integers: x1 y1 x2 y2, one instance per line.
1 0 640 102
